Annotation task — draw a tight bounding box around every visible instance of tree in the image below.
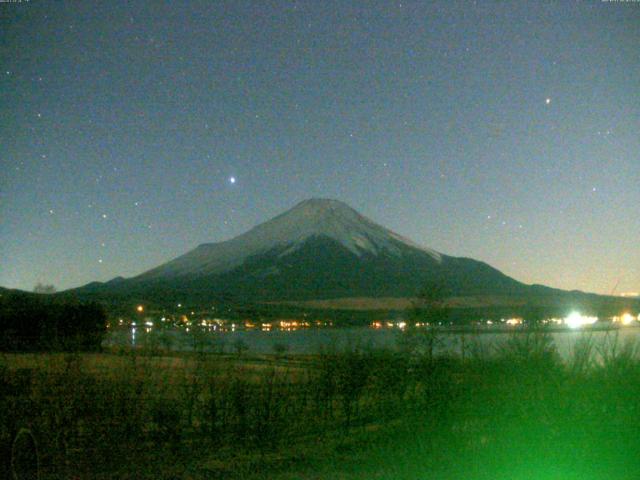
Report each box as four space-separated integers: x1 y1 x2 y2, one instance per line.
0 294 107 352
411 280 450 324
33 283 56 294
335 350 369 429
522 301 545 328
399 280 451 359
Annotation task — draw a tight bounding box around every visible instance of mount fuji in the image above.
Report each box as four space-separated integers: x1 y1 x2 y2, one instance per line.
70 199 636 316
138 198 443 282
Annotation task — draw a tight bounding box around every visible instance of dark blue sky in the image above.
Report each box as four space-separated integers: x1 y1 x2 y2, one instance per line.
1 1 638 295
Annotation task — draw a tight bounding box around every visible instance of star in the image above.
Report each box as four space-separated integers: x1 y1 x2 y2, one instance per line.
545 98 551 105
102 213 108 219
229 176 236 184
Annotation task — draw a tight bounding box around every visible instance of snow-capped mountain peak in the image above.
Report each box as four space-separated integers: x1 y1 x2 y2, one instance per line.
136 198 441 280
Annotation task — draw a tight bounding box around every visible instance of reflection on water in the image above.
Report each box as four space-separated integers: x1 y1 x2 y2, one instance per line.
104 326 640 357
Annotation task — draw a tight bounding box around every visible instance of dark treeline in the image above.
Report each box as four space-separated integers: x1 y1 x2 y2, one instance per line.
83 296 639 327
0 290 106 351
58 278 640 325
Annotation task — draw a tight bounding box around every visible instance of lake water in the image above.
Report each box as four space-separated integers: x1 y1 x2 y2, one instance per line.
105 326 640 358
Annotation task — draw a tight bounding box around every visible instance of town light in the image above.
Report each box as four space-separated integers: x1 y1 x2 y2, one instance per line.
620 313 635 326
565 312 597 329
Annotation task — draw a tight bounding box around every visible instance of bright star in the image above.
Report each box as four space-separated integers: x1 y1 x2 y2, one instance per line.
229 176 236 184
545 98 551 105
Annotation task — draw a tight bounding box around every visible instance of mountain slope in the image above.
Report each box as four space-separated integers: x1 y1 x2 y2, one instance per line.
68 199 639 316
116 198 526 300
135 198 441 281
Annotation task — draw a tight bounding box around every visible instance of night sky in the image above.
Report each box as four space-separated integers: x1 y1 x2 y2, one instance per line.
1 1 638 295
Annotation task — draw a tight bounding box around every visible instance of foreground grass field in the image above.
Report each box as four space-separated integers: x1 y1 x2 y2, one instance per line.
3 330 640 479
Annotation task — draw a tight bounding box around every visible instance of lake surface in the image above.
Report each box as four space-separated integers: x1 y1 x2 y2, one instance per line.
105 326 640 358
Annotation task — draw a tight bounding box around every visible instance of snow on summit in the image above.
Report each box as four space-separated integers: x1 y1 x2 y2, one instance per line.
136 199 442 280
259 198 442 260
